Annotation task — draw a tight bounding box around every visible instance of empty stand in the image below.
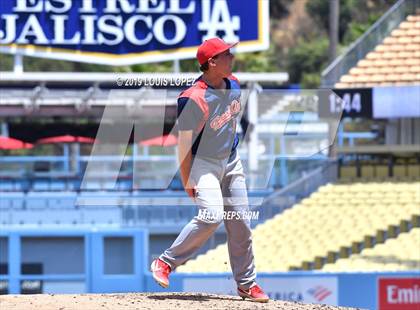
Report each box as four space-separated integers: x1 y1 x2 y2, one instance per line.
335 14 420 88
322 227 420 271
176 181 420 273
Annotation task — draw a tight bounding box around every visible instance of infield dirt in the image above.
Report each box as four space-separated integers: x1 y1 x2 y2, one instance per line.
0 292 363 310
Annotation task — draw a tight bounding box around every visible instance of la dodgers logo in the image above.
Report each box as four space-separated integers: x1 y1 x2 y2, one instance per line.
210 99 241 130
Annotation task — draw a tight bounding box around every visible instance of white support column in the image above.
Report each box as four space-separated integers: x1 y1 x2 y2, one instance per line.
1 122 9 136
400 118 413 145
14 53 23 74
173 59 180 73
385 119 399 145
414 118 420 145
247 83 260 173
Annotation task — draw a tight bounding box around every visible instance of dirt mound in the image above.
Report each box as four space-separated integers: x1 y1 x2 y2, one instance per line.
0 292 361 310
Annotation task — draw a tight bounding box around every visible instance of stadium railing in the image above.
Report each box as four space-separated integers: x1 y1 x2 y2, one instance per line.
0 154 328 191
250 159 338 227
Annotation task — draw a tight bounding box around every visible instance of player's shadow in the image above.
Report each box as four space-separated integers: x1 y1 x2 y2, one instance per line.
147 293 243 302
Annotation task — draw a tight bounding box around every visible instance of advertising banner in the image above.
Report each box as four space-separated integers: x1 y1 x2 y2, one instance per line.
0 0 269 65
379 277 420 310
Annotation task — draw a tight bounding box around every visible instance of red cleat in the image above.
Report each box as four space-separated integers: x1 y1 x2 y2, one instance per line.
238 283 269 303
150 259 171 288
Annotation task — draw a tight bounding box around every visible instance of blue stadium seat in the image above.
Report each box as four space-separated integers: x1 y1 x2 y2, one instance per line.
79 180 102 190
9 205 81 226
12 210 46 225
26 193 49 209
80 206 121 225
136 206 149 223
0 193 25 209
32 180 50 191
178 205 196 222
11 194 25 209
49 209 81 225
13 180 24 191
48 193 77 209
122 205 136 224
138 179 155 190
49 180 67 191
0 196 11 209
98 180 114 191
0 180 14 191
149 205 165 223
0 209 10 225
66 179 79 191
117 179 132 191
164 206 180 223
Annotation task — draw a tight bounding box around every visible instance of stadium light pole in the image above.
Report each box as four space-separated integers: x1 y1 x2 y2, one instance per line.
329 0 339 63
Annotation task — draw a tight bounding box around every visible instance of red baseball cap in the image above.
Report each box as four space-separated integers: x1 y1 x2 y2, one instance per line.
196 38 238 65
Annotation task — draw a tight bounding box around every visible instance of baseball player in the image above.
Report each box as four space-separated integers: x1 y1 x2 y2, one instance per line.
151 37 269 303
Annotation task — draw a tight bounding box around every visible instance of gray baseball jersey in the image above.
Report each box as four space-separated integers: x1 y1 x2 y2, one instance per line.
159 76 256 290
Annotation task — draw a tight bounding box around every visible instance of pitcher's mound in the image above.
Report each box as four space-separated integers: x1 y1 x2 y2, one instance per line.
0 292 361 310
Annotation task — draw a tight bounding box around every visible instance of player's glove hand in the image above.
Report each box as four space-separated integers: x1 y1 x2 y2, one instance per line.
184 182 197 199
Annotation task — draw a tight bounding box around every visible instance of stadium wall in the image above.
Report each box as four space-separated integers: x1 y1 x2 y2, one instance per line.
146 272 420 310
1 228 419 309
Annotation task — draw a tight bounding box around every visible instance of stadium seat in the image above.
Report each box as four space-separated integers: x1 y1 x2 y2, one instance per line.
321 228 420 272
48 193 78 209
374 59 390 67
357 59 373 67
334 82 350 88
32 180 50 191
375 165 389 178
175 181 420 272
49 180 67 191
26 194 49 209
335 14 420 88
340 166 357 179
382 52 398 59
393 165 407 178
391 29 407 37
80 206 121 225
407 15 420 22
354 75 370 83
0 193 23 225
366 52 381 59
122 205 136 224
407 164 420 177
349 67 365 75
361 165 375 178
48 209 81 225
136 206 150 223
0 180 14 191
